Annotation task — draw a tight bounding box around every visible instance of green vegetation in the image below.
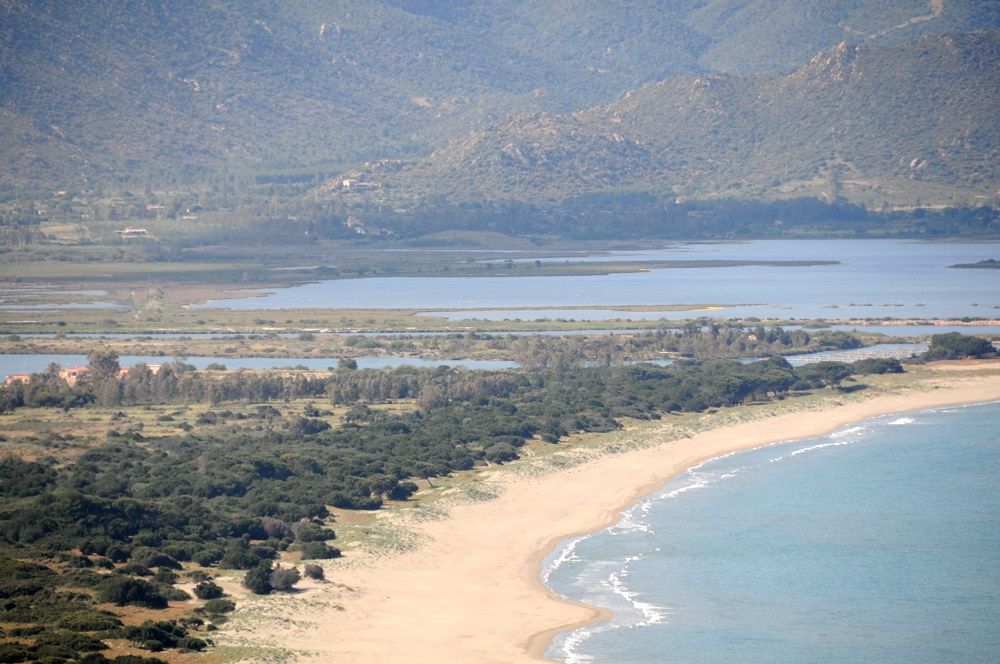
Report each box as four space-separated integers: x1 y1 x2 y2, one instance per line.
343 33 1000 208
6 1 994 192
0 554 192 663
1 357 900 547
0 343 907 659
0 324 873 373
923 333 997 360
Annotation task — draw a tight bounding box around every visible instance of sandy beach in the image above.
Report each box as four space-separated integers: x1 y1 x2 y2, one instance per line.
223 363 1000 663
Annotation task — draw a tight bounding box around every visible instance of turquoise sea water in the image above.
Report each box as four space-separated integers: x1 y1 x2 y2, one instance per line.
543 401 1000 663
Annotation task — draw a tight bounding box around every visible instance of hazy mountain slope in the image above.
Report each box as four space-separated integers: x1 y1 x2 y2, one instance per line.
334 32 1000 206
2 0 997 190
685 0 1000 73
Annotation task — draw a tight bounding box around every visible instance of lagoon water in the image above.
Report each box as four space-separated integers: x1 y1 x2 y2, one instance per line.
201 240 1000 320
544 401 1000 664
0 354 516 379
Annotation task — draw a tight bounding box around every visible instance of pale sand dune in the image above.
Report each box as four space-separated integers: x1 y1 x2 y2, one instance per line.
224 365 1000 663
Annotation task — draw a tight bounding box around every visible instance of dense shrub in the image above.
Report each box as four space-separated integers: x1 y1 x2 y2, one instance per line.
159 585 191 601
242 561 272 595
33 631 107 652
116 563 152 577
192 547 224 567
152 568 177 584
0 643 30 663
387 481 418 500
175 637 207 651
268 566 300 592
105 546 130 563
160 543 193 561
55 611 123 631
484 442 518 464
120 620 186 650
289 417 330 435
198 599 236 614
193 580 223 600
136 553 180 570
924 333 996 360
299 542 341 560
99 577 167 609
293 524 336 542
302 564 324 580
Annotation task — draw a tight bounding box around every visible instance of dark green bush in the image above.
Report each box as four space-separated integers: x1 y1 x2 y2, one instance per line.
925 333 996 360
120 620 185 650
293 524 336 542
158 585 190 601
192 547 223 567
116 563 152 577
152 568 177 585
176 636 207 651
136 553 180 570
0 643 30 663
299 542 341 560
160 543 193 562
34 631 107 652
98 577 167 609
198 599 236 614
55 611 123 631
242 561 272 595
58 568 106 589
193 580 223 600
105 546 129 563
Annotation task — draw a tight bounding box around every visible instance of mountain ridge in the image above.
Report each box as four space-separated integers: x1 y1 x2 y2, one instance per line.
326 31 1000 207
3 0 999 198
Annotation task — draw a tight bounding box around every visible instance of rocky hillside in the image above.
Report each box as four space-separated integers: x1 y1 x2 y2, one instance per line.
2 0 997 192
330 32 1000 206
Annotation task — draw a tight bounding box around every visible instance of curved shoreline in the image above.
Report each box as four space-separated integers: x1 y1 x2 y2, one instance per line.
222 364 1000 664
524 391 1000 661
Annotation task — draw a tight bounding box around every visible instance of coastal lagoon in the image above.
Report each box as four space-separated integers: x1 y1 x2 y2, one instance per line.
544 401 1000 663
202 240 1000 320
0 354 516 379
0 344 926 381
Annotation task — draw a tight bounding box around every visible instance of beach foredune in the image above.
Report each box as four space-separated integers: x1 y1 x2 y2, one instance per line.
225 363 1000 663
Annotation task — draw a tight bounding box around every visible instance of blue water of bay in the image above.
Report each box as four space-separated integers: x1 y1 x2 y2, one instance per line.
543 401 1000 663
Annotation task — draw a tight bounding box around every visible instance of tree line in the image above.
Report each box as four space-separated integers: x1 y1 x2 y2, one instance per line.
0 354 905 660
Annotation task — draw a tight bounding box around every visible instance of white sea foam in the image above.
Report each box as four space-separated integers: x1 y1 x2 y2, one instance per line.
610 502 653 534
542 535 587 584
603 557 670 628
770 425 869 460
664 477 709 499
887 417 915 426
830 425 868 439
560 627 596 664
788 440 853 457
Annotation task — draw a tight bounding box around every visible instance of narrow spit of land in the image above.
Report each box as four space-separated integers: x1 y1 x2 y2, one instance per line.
219 362 1000 664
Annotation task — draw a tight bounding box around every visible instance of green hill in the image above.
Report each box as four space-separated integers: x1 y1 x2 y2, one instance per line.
329 32 1000 207
2 0 997 193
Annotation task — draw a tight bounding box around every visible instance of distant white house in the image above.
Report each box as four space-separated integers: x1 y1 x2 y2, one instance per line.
342 179 379 192
118 227 150 238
